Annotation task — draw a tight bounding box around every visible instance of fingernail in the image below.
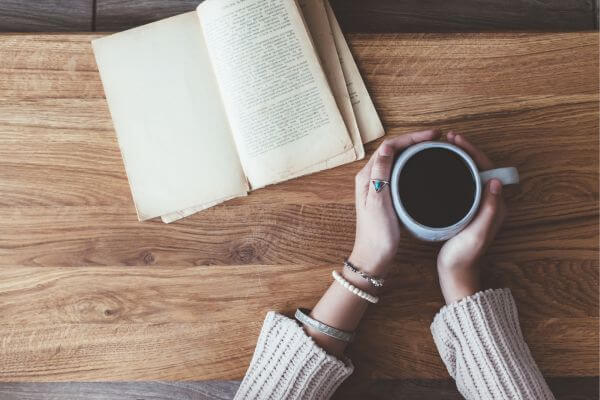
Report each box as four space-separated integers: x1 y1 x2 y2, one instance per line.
379 143 394 156
489 179 502 195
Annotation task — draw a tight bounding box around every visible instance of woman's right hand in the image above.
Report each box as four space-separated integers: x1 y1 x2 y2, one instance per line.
348 130 441 283
436 132 507 304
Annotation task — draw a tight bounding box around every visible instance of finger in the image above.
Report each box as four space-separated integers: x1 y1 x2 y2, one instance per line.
360 129 441 176
355 167 370 207
367 141 395 198
383 129 441 153
447 132 494 170
359 144 379 175
358 129 441 203
355 148 380 206
489 196 507 238
463 179 504 241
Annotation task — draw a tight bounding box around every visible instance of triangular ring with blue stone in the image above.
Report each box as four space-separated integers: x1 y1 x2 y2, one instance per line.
371 179 390 193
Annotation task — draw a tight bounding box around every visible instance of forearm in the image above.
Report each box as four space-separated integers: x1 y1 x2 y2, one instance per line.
235 130 443 399
234 260 379 399
306 268 375 357
304 132 440 357
234 312 354 400
431 289 555 400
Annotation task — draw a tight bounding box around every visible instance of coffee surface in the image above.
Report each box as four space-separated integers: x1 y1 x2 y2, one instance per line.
398 148 476 228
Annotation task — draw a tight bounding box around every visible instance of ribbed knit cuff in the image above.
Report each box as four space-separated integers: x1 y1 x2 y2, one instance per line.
234 312 354 400
431 288 555 400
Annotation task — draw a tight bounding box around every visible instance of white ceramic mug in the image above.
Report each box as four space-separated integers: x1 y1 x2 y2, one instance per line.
390 141 519 242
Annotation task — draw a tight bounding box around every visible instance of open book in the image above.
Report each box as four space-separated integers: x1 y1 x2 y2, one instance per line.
93 0 384 223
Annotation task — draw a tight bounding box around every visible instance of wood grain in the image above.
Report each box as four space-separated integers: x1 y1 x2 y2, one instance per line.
0 32 597 386
329 0 597 32
335 377 600 400
0 317 596 381
93 0 598 32
1 34 596 209
0 381 239 400
0 262 596 324
0 0 93 32
0 377 597 400
0 204 596 267
0 0 595 33
0 264 597 380
95 0 200 31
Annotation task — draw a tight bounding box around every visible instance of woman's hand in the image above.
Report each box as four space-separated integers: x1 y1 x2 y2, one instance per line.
307 131 439 357
348 129 441 282
437 132 507 304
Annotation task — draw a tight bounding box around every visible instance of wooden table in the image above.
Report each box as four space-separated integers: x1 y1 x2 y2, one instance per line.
0 0 597 32
0 31 598 399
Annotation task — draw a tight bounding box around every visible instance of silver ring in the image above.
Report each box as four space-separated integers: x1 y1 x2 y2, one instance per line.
371 179 390 193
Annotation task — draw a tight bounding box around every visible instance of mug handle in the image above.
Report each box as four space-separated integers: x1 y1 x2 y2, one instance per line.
479 167 519 185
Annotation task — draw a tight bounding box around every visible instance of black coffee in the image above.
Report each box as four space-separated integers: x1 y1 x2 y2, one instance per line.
398 148 476 228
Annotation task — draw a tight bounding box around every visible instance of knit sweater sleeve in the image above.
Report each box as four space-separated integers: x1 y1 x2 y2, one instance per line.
430 288 555 400
234 311 354 400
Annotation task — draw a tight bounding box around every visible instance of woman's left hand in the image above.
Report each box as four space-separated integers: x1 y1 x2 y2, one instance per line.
436 132 507 304
348 129 441 279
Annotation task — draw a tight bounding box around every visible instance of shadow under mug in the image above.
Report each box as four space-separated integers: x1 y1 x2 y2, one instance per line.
390 141 519 242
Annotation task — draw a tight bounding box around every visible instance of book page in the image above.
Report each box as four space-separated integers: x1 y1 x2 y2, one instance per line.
278 0 361 183
93 12 248 220
165 0 358 223
197 0 353 189
299 0 363 161
161 193 243 223
325 0 385 143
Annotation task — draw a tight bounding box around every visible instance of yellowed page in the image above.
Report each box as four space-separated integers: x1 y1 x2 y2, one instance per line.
161 193 243 223
325 0 385 143
197 0 353 189
279 0 362 183
299 0 363 161
167 0 358 222
93 12 248 221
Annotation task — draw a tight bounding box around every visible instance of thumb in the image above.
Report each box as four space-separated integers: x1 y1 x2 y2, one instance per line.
464 179 505 239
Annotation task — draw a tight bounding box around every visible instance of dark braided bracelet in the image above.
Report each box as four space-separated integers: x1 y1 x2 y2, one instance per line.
343 259 385 288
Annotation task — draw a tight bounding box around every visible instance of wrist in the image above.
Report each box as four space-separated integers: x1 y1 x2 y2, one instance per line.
437 262 481 304
348 248 389 278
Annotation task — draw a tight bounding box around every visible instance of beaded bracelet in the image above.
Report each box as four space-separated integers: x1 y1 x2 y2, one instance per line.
332 270 379 304
295 308 355 343
343 259 385 288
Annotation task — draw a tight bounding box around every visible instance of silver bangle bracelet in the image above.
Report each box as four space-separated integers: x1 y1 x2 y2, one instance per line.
344 259 385 288
295 308 354 343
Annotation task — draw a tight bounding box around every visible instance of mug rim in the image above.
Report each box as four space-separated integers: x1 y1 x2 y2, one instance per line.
390 141 482 237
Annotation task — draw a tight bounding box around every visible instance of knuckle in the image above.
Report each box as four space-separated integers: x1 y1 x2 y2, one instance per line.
372 157 392 174
372 158 385 170
371 167 385 180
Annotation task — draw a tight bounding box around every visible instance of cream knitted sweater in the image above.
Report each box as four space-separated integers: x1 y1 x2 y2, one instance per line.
234 288 555 399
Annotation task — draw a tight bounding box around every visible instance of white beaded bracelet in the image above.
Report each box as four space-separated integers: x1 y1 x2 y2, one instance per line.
332 270 379 304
